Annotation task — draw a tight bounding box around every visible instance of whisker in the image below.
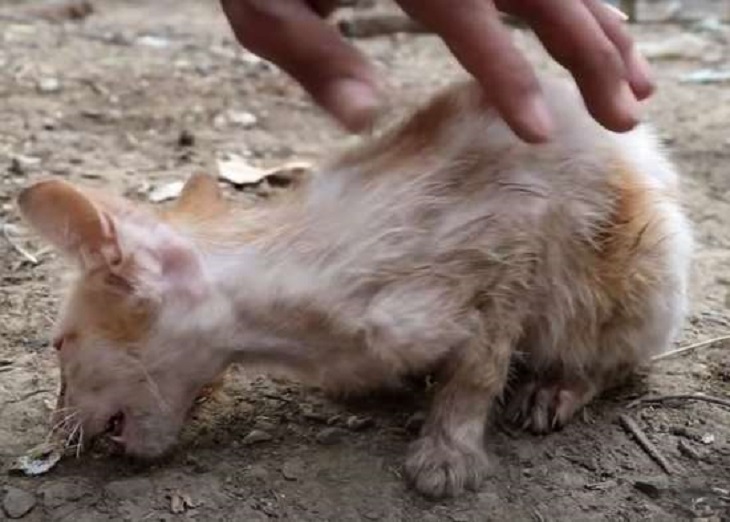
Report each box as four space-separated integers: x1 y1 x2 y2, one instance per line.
65 420 81 449
45 410 79 443
76 426 84 458
47 406 76 421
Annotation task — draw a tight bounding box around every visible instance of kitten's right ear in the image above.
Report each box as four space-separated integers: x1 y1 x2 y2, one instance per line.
17 179 122 270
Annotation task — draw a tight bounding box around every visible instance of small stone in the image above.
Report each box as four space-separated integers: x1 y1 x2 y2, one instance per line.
301 409 328 423
346 415 374 431
3 487 37 519
633 480 663 499
242 429 273 445
9 158 24 175
678 440 702 460
37 77 61 93
281 458 304 481
253 417 276 432
177 129 195 147
326 414 342 426
136 35 171 49
8 155 40 176
316 427 347 445
247 464 269 480
227 110 258 128
184 455 209 474
39 481 89 508
700 433 715 445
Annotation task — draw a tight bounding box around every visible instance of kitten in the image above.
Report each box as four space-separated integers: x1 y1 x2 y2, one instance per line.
18 77 692 498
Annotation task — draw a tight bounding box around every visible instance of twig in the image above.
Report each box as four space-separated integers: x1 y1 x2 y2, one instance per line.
629 393 730 410
652 334 730 362
619 413 673 474
2 224 40 265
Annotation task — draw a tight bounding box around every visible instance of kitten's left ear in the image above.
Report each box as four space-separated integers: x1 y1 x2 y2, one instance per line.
162 172 228 223
17 179 123 271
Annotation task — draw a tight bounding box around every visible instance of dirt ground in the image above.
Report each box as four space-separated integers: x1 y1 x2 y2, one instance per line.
1 1 729 520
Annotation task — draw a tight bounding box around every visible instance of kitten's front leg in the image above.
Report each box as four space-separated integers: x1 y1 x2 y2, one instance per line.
405 334 513 498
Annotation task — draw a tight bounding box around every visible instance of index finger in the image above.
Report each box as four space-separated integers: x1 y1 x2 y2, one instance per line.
397 0 554 143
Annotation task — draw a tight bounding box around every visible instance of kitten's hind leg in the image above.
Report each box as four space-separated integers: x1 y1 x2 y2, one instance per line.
504 368 599 434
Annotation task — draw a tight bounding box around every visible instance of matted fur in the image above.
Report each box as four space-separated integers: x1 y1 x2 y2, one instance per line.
18 77 692 499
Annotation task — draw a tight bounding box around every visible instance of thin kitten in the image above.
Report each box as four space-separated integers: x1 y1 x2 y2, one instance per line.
19 76 691 498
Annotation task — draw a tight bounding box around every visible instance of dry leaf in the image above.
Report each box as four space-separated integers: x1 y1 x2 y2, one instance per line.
217 155 266 186
149 181 185 203
264 161 313 184
9 441 64 476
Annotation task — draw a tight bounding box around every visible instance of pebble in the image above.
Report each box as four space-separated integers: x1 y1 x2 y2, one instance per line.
39 480 89 508
177 129 195 147
37 77 61 93
214 110 258 129
228 110 258 128
326 414 343 426
633 481 662 499
136 35 171 49
632 476 670 500
3 486 37 519
346 415 375 431
281 457 305 481
247 464 270 480
253 417 276 432
701 433 715 445
184 455 210 474
316 427 347 445
301 409 329 423
678 440 702 460
242 429 273 445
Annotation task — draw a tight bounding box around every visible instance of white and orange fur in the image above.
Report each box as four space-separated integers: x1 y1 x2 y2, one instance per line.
18 77 692 498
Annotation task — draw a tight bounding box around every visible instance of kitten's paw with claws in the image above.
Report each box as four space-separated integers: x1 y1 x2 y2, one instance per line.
505 378 595 434
405 435 488 498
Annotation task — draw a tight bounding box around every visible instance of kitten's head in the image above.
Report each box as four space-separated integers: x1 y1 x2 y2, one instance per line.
18 174 230 458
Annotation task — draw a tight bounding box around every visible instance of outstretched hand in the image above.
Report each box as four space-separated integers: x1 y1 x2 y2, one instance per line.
221 0 654 143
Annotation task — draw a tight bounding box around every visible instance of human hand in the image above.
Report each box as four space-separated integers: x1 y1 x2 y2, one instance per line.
220 0 654 143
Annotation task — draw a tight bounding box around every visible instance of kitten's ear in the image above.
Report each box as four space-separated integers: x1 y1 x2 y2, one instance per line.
17 179 122 271
164 172 228 221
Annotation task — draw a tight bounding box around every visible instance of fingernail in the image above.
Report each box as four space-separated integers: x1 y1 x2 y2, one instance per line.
516 95 554 143
604 4 629 22
327 78 382 133
614 81 641 129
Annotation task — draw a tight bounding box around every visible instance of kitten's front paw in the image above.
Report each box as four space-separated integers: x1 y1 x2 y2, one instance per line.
405 435 488 498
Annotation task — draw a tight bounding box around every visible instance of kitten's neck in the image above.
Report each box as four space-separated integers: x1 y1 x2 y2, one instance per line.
190 241 346 374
